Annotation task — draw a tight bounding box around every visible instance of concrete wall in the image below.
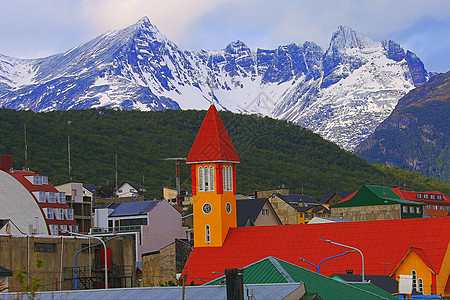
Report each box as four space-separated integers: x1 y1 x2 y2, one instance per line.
268 195 298 225
331 204 402 221
0 171 48 235
0 234 135 291
142 240 192 286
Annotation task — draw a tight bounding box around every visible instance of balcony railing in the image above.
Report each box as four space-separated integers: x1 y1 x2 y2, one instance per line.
91 226 142 234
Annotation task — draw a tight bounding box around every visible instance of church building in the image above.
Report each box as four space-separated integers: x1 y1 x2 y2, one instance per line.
186 104 239 247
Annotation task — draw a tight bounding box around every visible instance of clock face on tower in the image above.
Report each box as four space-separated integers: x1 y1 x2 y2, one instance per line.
202 203 212 214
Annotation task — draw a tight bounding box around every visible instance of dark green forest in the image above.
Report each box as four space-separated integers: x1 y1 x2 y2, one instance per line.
0 108 448 199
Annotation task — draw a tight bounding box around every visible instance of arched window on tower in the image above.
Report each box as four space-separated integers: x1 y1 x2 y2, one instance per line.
205 225 210 243
209 166 214 191
198 167 204 192
199 166 214 192
223 166 233 191
204 167 209 191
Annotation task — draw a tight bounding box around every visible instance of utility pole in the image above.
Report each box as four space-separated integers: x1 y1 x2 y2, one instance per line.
115 154 118 202
163 158 187 210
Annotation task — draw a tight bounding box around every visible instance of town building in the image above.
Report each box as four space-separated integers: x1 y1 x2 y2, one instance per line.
236 198 282 227
162 187 193 210
268 193 330 224
0 154 77 235
180 106 450 297
391 187 450 218
185 104 240 248
141 239 192 286
0 234 135 291
330 185 423 221
56 182 94 233
115 181 148 199
206 256 396 299
92 200 189 260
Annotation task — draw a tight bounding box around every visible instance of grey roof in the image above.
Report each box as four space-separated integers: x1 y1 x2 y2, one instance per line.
0 266 12 277
0 283 304 300
332 274 399 294
109 200 162 217
275 193 319 205
311 206 330 214
83 183 99 193
236 198 268 227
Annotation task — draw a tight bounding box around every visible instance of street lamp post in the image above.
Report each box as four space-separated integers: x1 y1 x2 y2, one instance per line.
63 230 108 289
320 238 365 282
299 250 355 274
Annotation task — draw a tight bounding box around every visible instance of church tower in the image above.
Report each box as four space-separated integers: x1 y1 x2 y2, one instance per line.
186 104 239 247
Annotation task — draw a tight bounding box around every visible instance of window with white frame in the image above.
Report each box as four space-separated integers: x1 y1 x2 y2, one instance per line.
198 166 214 192
205 225 210 243
39 191 46 203
416 193 422 199
49 192 56 203
209 166 214 191
427 204 432 210
416 207 421 214
66 209 74 220
56 209 64 220
223 166 233 191
417 278 423 293
437 195 442 200
423 194 428 199
70 225 78 233
46 208 54 219
58 192 66 203
60 225 67 232
431 195 435 200
198 167 204 192
204 167 209 191
49 225 58 236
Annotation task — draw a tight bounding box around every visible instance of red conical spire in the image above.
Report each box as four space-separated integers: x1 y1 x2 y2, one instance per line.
186 105 240 164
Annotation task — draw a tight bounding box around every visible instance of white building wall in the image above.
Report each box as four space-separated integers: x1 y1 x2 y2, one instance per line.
0 170 48 235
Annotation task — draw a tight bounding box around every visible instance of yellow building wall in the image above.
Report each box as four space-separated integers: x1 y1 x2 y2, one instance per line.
437 243 450 296
393 251 434 294
193 163 237 247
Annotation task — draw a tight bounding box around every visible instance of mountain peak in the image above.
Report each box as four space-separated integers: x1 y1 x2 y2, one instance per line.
329 25 377 50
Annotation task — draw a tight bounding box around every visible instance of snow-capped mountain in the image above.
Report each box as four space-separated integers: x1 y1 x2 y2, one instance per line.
0 17 428 150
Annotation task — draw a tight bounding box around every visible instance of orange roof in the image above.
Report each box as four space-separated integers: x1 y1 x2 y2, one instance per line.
183 217 450 284
186 105 239 164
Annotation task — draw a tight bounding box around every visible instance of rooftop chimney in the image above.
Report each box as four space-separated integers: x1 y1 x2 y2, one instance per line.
225 268 244 300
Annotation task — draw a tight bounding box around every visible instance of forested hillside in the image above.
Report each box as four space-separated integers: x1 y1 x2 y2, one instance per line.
0 108 448 199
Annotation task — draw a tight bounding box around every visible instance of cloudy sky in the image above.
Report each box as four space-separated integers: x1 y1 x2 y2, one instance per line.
0 0 449 72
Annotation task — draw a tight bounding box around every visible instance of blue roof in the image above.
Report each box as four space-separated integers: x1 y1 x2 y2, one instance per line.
109 200 162 217
0 283 305 300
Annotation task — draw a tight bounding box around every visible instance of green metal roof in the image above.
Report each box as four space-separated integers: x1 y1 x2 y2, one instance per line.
332 185 421 208
206 256 396 300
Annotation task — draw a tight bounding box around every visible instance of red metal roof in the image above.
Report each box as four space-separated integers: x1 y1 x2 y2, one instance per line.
392 188 450 203
186 105 240 164
183 217 450 284
8 170 59 192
